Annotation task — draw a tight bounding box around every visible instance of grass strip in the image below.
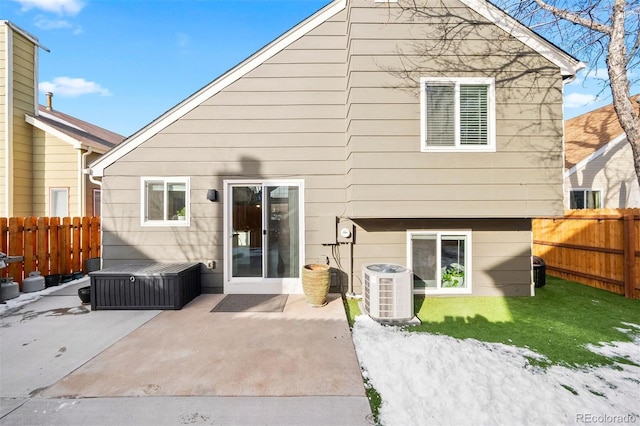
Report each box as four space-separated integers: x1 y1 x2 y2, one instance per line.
413 277 639 367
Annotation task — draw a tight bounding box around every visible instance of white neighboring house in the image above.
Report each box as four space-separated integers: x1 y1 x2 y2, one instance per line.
564 95 640 209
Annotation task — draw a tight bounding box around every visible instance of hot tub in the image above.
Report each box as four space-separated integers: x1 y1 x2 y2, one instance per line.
90 263 201 310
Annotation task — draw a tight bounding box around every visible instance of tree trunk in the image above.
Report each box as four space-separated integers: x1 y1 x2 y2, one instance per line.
607 0 640 188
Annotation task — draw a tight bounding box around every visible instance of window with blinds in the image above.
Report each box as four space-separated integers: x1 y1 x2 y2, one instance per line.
421 77 495 152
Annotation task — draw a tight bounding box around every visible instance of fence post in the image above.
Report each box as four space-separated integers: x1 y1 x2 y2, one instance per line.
37 217 49 276
623 211 635 299
23 217 36 275
8 218 23 286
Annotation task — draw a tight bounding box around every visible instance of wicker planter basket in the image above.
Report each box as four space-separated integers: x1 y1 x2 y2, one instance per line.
302 264 330 307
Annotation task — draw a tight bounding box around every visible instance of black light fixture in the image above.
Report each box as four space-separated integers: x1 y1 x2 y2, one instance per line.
207 189 218 202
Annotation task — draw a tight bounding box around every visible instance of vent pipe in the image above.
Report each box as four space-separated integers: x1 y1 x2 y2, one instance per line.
46 92 53 110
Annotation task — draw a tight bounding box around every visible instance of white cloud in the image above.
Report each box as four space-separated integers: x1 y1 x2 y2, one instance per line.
564 92 598 108
39 77 111 97
34 15 82 34
12 0 84 16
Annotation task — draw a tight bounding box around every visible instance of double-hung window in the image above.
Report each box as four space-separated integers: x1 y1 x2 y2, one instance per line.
569 189 601 209
141 177 189 226
421 77 495 152
407 230 472 294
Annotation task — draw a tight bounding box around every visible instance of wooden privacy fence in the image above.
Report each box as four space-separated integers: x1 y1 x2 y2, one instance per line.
533 209 640 299
0 217 100 285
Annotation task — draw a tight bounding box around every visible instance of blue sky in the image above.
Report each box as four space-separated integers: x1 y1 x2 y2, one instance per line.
2 0 635 137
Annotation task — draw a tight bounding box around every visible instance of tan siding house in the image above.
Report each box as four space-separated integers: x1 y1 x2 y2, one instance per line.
0 21 125 218
90 0 584 297
564 96 640 209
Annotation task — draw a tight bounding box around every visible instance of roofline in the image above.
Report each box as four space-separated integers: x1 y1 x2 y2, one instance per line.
1 21 50 52
25 114 109 154
564 132 627 178
459 0 586 76
89 0 347 177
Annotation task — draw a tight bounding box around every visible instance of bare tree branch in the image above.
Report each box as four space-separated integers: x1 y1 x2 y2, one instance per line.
534 0 613 34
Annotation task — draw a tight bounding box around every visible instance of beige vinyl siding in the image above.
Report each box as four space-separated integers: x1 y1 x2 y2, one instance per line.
345 0 564 218
101 10 349 292
32 129 79 217
350 218 533 296
99 0 571 296
566 141 640 208
0 24 6 215
10 29 36 216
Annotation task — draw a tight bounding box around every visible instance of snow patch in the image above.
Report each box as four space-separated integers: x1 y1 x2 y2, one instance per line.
352 315 640 426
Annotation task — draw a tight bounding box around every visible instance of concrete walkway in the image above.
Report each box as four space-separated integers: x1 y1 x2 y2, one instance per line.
0 279 372 425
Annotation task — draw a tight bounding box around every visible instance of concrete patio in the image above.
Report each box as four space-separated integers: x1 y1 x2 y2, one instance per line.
0 279 372 425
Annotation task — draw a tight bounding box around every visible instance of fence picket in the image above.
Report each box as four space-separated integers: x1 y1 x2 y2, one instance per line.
37 217 49 276
72 217 81 273
49 217 60 276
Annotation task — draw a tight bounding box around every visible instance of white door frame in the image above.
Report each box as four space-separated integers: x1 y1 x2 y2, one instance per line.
223 179 305 294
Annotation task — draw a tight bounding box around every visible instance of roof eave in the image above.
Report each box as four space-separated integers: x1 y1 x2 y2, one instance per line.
26 114 109 154
1 20 50 52
459 0 585 78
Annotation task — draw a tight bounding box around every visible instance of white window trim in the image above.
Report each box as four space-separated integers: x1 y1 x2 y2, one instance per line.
420 77 496 153
93 189 101 217
49 187 69 218
140 177 190 227
407 229 472 295
569 188 603 209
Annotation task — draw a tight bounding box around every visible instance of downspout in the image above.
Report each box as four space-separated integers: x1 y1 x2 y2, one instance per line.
84 164 102 217
80 147 93 216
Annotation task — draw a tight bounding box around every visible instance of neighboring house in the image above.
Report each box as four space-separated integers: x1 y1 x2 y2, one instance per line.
564 95 640 209
89 0 584 297
0 21 125 218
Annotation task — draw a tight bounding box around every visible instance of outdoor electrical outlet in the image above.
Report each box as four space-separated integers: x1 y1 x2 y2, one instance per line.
206 260 216 269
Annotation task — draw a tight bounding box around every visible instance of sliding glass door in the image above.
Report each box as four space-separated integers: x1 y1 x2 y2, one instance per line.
225 180 303 293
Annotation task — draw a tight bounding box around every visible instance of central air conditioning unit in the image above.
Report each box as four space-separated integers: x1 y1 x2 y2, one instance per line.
362 263 413 322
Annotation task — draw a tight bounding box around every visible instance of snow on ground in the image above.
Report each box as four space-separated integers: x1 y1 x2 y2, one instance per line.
352 315 640 426
0 277 89 316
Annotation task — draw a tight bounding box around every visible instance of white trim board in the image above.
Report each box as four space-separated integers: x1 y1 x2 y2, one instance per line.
458 0 585 77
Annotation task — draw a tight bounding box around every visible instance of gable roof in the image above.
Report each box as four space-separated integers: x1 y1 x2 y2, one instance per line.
89 0 585 177
26 106 126 154
564 94 639 173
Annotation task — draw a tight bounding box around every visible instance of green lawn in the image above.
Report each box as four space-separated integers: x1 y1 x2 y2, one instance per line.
345 276 640 367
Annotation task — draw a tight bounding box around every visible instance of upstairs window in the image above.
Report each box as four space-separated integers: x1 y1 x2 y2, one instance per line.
141 177 189 226
421 77 495 152
570 189 601 209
